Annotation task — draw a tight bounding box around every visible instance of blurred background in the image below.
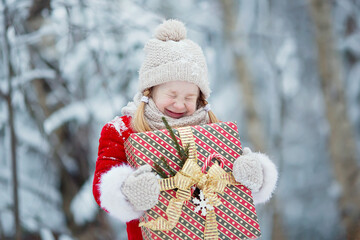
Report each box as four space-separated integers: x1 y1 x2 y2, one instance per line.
1 0 360 239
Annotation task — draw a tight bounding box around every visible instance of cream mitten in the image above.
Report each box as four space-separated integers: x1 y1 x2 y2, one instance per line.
121 165 160 211
232 147 264 192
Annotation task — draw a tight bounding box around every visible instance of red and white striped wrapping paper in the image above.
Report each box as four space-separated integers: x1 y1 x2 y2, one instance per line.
124 121 261 240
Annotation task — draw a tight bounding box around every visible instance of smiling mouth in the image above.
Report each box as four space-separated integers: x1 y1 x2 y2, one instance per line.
165 109 185 119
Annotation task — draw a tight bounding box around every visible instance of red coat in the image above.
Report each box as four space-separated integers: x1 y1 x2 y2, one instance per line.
93 115 143 240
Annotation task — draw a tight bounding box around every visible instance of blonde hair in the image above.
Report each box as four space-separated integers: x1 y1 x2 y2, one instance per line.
199 92 220 124
132 89 152 133
132 89 220 133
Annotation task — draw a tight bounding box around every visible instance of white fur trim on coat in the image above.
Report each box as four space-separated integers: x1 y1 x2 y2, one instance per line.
99 164 144 222
251 152 278 205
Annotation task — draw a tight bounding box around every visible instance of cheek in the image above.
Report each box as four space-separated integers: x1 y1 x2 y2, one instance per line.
154 96 172 111
187 101 198 114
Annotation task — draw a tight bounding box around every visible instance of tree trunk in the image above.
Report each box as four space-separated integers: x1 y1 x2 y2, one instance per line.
219 0 266 152
1 1 21 239
219 1 286 239
23 2 116 238
307 0 360 239
270 58 287 240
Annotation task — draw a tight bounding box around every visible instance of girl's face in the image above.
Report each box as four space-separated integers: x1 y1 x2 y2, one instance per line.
152 81 200 119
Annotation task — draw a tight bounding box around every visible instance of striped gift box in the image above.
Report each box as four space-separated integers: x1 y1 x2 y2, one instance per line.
124 121 261 240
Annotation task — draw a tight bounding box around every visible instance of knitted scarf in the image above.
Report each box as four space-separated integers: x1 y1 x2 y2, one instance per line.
121 92 209 131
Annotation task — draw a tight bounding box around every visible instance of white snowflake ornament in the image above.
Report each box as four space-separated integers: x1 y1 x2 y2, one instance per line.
192 190 214 216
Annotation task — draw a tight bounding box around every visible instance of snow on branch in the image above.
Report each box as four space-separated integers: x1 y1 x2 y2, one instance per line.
70 177 98 225
44 95 126 134
43 101 90 135
342 32 360 57
0 69 56 94
12 25 58 46
12 69 56 87
0 169 61 206
16 123 50 154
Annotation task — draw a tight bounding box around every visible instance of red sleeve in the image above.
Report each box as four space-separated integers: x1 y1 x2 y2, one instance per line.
92 121 129 209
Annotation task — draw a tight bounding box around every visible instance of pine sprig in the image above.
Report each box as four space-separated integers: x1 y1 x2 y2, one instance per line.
162 117 183 155
160 156 177 176
153 163 168 179
178 144 189 168
162 117 190 163
151 117 192 178
152 155 177 178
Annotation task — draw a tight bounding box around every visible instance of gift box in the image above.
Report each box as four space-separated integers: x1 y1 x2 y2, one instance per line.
124 122 261 240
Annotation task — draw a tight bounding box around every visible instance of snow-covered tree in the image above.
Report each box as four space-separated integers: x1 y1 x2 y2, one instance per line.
1 0 359 239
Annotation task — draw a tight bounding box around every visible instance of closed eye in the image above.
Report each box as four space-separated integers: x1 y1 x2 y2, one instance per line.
185 97 196 101
185 94 197 99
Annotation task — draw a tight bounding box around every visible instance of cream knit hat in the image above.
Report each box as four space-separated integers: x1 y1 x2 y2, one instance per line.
139 19 211 99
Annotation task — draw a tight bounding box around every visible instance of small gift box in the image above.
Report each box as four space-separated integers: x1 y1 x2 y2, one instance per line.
124 121 261 240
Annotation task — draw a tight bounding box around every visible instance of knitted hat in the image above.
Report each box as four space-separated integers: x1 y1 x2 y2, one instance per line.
139 19 211 99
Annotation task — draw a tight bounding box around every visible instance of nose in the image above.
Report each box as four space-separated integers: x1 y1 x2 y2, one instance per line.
173 99 186 110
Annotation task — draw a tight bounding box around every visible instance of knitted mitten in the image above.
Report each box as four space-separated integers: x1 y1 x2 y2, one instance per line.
232 147 264 192
121 165 160 211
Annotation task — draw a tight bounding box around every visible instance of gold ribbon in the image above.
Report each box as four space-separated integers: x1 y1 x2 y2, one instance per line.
139 126 240 240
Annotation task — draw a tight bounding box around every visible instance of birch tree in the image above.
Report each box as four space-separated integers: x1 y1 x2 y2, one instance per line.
308 0 360 239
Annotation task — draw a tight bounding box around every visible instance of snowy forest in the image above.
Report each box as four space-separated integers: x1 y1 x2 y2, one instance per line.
0 0 360 239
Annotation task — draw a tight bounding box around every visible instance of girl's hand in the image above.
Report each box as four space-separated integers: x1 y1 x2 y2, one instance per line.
232 147 264 192
121 165 160 211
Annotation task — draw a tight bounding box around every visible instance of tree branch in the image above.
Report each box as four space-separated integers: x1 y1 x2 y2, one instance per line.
1 0 21 239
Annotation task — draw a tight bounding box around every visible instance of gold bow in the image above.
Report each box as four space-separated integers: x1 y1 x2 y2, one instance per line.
139 126 240 240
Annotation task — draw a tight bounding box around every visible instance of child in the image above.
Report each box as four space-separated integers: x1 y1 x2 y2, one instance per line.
93 19 278 240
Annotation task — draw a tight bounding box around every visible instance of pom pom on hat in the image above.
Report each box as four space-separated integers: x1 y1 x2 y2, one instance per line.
155 19 187 42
